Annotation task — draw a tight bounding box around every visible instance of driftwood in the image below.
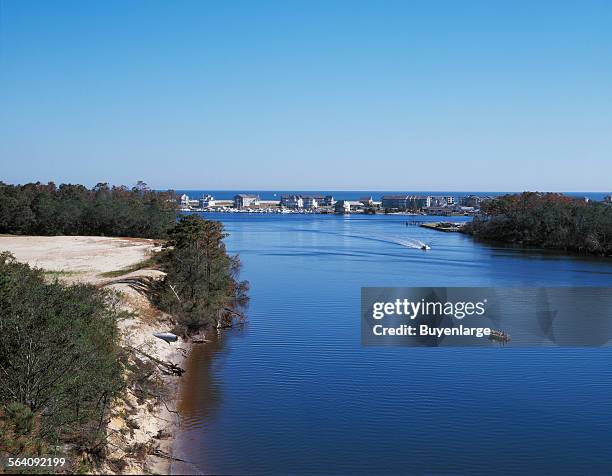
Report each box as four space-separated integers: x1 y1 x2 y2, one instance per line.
100 275 159 294
224 306 245 320
148 448 190 463
126 345 185 376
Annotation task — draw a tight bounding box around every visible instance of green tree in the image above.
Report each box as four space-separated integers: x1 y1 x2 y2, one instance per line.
465 192 612 255
0 252 125 451
0 181 177 238
154 215 249 333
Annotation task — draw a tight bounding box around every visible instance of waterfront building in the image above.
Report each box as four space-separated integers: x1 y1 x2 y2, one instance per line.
459 195 482 207
429 196 455 207
381 195 410 210
359 196 374 207
322 195 335 206
179 193 190 206
234 194 260 209
199 194 216 208
413 196 431 208
302 196 319 209
334 200 362 214
280 195 304 208
425 205 452 215
381 195 430 210
604 195 612 204
425 204 467 215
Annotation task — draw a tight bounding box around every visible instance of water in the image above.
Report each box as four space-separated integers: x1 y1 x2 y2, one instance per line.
173 213 612 475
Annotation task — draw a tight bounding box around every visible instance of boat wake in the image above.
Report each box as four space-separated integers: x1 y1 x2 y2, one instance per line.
288 228 430 251
341 232 429 250
386 237 430 250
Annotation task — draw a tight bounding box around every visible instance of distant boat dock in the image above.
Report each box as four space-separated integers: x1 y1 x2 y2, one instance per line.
420 222 466 233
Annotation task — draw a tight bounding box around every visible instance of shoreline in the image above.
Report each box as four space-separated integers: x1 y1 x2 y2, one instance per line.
0 235 189 474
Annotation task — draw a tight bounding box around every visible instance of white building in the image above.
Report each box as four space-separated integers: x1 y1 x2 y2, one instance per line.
302 196 319 209
199 194 216 208
334 200 362 214
179 193 190 206
280 195 304 209
234 194 260 209
428 196 455 207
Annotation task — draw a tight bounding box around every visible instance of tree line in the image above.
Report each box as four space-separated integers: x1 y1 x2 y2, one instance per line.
0 181 176 238
464 192 612 256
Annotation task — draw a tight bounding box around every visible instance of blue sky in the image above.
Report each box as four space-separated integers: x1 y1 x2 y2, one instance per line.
1 0 611 191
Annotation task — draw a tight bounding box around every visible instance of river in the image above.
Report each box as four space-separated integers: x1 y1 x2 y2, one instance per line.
172 213 612 475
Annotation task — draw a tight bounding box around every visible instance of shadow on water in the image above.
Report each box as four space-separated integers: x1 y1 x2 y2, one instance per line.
171 332 225 475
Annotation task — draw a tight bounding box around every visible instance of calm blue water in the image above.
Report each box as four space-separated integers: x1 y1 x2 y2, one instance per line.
173 213 612 475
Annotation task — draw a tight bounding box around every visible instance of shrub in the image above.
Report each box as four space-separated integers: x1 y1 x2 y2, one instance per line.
0 252 126 454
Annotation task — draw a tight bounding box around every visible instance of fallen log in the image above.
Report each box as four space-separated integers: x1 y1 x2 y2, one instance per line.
126 345 185 376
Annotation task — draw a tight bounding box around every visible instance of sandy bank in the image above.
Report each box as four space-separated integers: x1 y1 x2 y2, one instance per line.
0 235 187 474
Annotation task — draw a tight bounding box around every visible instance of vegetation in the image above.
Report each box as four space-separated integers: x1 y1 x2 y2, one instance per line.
0 183 248 469
154 215 249 334
99 256 158 278
464 192 612 255
0 181 176 238
0 252 126 465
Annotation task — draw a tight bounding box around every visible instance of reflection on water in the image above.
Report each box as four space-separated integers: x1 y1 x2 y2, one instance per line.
171 332 224 475
177 333 224 429
172 213 612 475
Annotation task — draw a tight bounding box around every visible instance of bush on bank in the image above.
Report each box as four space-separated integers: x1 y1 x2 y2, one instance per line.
0 252 126 463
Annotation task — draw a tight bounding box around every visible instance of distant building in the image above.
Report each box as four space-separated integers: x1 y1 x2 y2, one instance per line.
280 195 303 208
381 195 410 210
425 205 452 215
199 194 216 208
234 194 260 209
428 196 455 207
179 193 190 206
381 195 430 210
413 196 431 208
334 200 362 214
425 204 465 216
321 195 335 206
459 195 483 207
604 195 612 204
302 196 320 209
359 196 374 207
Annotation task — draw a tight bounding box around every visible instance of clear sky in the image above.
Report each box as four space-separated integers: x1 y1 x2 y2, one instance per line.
1 0 611 191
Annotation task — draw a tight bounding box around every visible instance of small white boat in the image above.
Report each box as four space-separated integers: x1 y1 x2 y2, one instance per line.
421 244 431 250
153 332 178 343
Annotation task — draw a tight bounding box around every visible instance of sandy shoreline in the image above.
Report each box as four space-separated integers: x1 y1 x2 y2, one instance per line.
0 235 189 474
